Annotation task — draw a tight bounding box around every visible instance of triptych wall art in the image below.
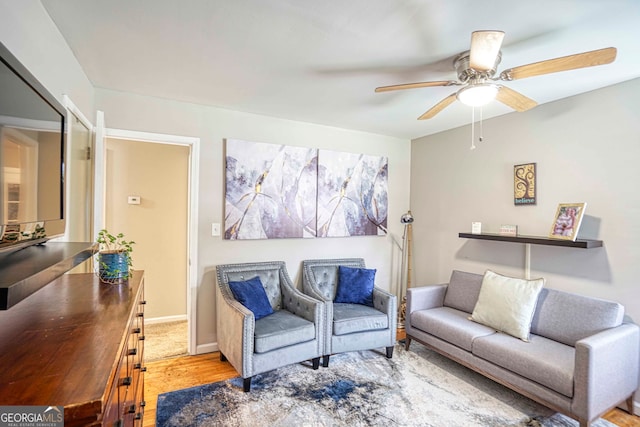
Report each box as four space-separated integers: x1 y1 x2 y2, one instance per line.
224 139 388 240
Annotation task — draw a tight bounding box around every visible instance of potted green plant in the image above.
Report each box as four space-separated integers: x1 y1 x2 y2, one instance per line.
96 229 135 284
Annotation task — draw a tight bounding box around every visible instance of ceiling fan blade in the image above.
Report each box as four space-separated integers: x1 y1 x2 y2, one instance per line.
375 80 458 93
469 30 505 71
495 85 537 112
418 93 457 120
500 47 617 81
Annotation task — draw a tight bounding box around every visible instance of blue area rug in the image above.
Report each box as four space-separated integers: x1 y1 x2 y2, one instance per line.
156 342 617 427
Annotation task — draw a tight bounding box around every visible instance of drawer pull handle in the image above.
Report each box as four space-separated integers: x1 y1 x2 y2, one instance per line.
133 327 141 334
140 300 147 305
128 404 136 413
128 348 137 356
137 312 144 318
141 367 147 372
134 412 142 420
121 376 132 386
139 335 145 341
140 400 146 407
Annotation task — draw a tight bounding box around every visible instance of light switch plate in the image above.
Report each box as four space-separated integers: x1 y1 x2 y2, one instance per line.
128 195 141 205
211 223 221 236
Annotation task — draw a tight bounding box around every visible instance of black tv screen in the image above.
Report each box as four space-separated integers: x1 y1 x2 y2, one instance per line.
0 42 65 254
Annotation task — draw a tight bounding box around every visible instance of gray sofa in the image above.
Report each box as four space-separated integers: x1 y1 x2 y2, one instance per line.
405 270 639 427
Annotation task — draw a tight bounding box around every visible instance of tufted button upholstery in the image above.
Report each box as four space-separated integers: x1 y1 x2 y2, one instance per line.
302 258 397 367
215 260 324 391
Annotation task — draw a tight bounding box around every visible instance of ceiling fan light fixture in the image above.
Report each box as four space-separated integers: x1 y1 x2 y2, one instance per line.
457 84 499 107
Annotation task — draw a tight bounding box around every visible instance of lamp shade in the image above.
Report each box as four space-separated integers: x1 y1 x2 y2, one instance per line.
457 84 498 107
400 211 414 224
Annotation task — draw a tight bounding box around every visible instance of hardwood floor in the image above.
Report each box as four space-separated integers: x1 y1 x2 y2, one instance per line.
144 341 638 427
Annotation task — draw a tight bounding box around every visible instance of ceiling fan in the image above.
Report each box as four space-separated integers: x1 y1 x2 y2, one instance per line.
375 31 617 120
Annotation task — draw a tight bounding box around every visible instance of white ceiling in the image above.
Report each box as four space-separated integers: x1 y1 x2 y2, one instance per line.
41 0 640 140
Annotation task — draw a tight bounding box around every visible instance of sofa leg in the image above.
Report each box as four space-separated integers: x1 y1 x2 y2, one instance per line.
312 357 320 370
220 352 227 362
243 377 251 392
322 355 330 367
386 346 394 358
405 336 412 351
626 393 635 413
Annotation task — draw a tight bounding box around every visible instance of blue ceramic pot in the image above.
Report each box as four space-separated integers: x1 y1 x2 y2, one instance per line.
98 251 130 283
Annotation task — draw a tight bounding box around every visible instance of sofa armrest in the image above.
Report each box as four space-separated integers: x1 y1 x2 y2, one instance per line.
407 284 447 312
405 284 447 332
215 284 255 377
573 322 640 421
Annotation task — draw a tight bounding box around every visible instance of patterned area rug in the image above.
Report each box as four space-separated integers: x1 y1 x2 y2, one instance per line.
156 342 616 427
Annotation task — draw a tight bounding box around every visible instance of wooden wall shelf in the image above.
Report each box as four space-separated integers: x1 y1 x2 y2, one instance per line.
458 232 603 249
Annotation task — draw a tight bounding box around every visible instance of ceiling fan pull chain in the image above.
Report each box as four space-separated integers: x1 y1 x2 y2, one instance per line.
479 107 484 143
470 107 476 150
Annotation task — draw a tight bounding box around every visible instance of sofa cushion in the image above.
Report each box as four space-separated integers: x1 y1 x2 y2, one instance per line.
443 270 484 314
228 276 274 320
333 303 388 335
470 270 544 341
530 288 624 347
473 332 575 398
335 266 375 306
410 306 495 352
254 309 315 353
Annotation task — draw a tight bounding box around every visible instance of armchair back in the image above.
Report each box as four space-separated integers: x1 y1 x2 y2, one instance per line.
217 262 287 310
302 258 365 301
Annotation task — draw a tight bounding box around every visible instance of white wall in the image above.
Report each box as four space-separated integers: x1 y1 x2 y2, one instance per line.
411 79 640 321
95 88 412 350
0 1 94 119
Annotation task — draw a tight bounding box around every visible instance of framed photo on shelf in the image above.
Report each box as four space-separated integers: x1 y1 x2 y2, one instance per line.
548 203 586 241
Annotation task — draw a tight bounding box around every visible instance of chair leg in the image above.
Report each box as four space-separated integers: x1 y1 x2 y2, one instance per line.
312 357 320 370
405 336 412 351
386 346 394 358
322 355 330 367
243 377 251 392
220 352 227 362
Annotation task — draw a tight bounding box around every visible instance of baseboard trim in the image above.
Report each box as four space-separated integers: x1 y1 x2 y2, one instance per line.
196 342 218 354
634 399 639 416
146 314 188 325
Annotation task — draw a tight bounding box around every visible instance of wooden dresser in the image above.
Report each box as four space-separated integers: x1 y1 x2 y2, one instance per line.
0 270 146 426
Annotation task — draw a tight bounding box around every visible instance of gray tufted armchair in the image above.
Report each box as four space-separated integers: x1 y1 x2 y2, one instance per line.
216 261 324 391
302 258 397 367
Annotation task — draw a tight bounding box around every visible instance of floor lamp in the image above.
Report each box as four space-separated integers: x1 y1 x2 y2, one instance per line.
398 210 414 328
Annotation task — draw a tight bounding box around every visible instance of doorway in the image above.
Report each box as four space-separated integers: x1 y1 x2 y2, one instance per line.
101 128 199 355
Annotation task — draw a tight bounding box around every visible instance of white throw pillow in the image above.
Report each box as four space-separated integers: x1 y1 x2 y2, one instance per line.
470 270 545 341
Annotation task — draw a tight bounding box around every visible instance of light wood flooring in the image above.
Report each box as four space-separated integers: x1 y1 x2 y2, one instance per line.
144 333 638 427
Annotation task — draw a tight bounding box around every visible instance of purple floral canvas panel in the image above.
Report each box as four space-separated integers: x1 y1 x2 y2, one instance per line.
317 150 388 237
225 139 317 239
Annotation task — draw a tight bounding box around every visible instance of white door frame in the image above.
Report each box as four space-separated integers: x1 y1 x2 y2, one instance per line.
95 123 199 355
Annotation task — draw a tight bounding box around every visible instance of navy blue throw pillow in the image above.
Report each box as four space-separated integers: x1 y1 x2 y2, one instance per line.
334 266 376 306
228 276 274 320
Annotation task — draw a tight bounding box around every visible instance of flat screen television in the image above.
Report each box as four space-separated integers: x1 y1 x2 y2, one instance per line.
0 42 66 254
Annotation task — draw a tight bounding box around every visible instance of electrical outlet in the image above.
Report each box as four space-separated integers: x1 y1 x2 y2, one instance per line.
211 223 221 236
